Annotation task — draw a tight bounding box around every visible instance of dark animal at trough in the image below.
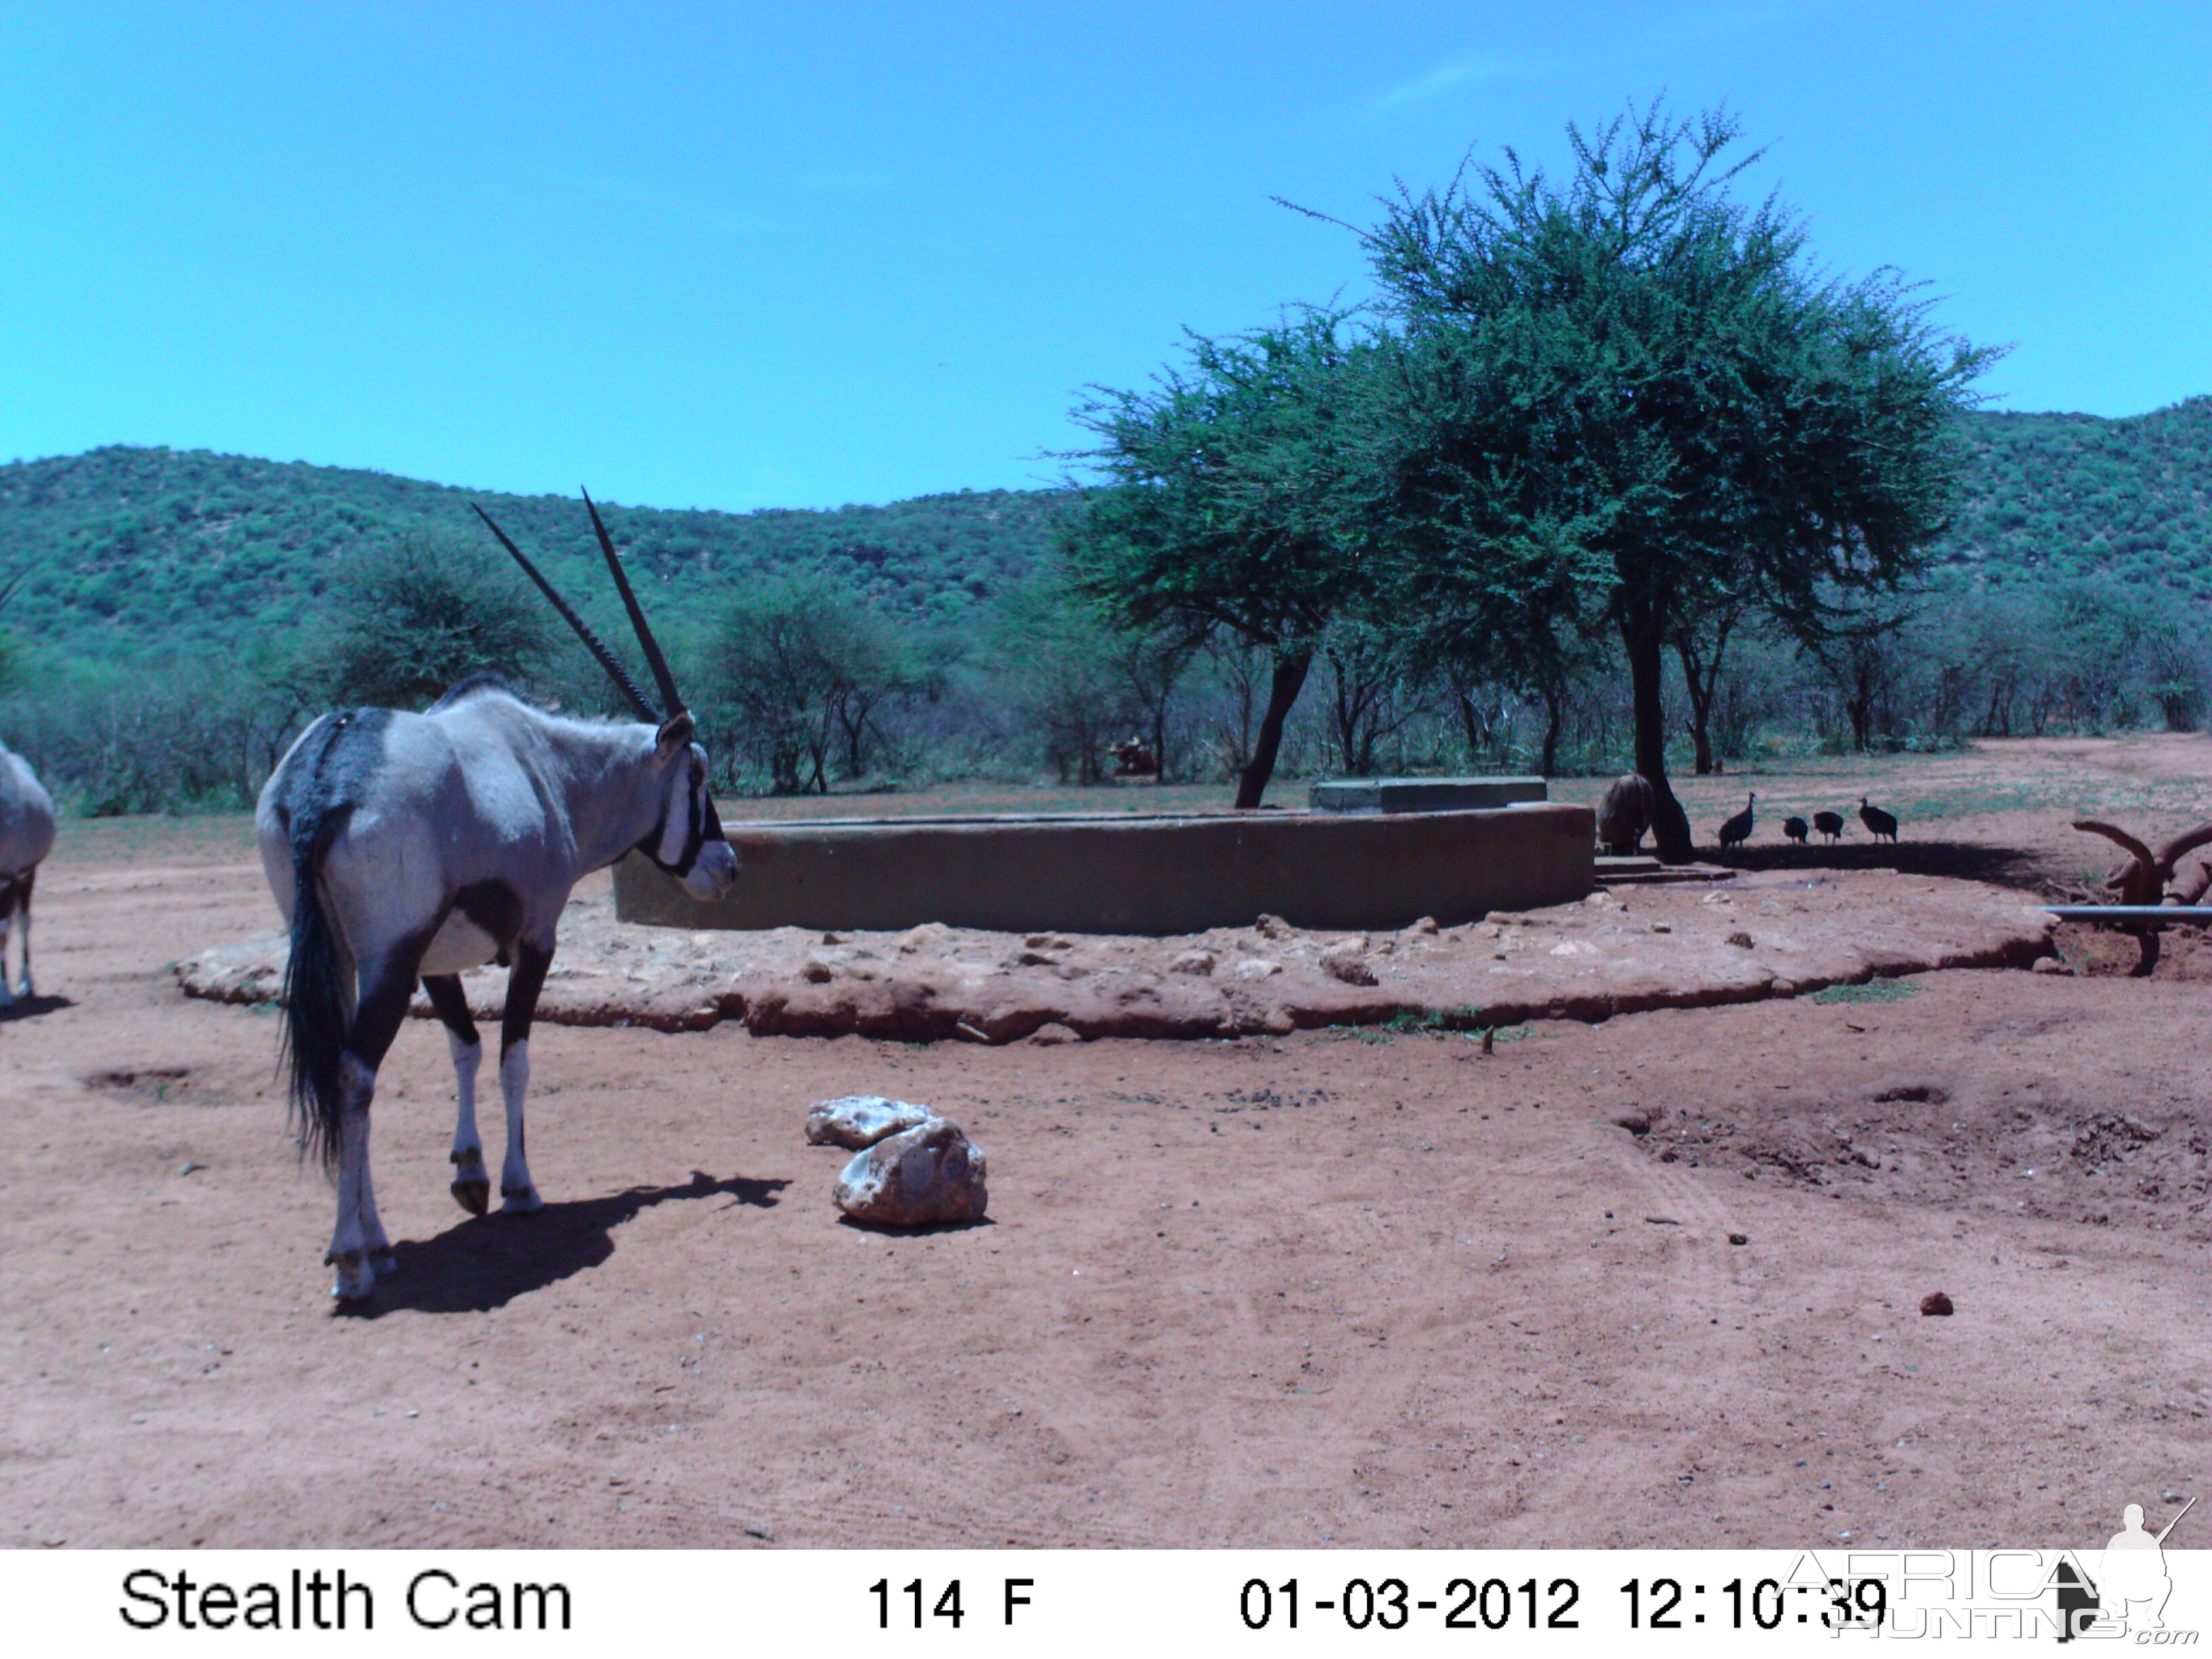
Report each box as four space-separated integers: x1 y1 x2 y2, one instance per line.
1860 797 1898 842
1597 773 1656 855
1812 810 1845 844
1782 816 1808 845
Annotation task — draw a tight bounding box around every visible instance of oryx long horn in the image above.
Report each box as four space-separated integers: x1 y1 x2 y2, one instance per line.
581 489 686 721
2074 819 2154 868
472 504 657 721
2154 819 2212 874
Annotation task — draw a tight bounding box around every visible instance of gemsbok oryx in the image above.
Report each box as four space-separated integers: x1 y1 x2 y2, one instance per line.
0 739 56 1006
257 494 739 1301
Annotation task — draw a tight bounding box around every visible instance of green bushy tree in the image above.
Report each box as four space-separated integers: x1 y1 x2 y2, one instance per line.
1357 101 1997 858
1061 308 1387 806
318 533 551 709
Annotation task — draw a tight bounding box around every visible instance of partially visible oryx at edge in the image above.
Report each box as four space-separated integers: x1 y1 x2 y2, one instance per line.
0 573 56 1007
0 741 56 1007
258 495 739 1302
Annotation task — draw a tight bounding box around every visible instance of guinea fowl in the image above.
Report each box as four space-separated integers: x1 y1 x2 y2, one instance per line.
1782 815 1808 845
1718 792 1756 850
1812 810 1845 843
1860 796 1898 843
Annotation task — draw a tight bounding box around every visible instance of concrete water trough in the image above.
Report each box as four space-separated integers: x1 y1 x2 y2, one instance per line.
615 796 1595 937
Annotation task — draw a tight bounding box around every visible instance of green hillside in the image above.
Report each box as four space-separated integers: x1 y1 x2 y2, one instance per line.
0 446 1073 668
1931 396 2212 595
1 394 2207 672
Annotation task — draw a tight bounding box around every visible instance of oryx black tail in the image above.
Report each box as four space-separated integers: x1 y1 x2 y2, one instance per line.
271 711 388 1178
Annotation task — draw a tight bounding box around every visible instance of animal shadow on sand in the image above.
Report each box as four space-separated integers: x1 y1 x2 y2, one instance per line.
1712 840 2039 888
1 992 75 1023
336 1169 787 1319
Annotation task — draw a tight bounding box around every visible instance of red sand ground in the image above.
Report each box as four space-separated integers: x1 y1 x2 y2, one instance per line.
3 738 2208 1550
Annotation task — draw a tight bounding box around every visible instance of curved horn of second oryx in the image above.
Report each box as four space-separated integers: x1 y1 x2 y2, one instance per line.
471 503 657 721
581 489 686 720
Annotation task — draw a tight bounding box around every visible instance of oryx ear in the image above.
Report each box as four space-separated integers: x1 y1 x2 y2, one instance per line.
652 711 695 769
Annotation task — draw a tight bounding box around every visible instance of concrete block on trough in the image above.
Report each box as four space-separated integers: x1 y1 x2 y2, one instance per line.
1309 776 1547 813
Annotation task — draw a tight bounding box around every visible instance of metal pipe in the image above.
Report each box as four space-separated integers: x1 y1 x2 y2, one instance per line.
2040 906 2212 924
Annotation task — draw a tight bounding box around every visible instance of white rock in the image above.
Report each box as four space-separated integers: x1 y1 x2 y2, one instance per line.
805 1095 938 1149
834 1119 989 1226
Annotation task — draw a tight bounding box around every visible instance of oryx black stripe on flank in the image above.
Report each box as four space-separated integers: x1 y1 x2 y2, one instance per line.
453 879 524 950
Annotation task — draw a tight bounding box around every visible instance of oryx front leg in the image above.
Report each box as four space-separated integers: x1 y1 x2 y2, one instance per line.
496 941 554 1214
423 974 489 1215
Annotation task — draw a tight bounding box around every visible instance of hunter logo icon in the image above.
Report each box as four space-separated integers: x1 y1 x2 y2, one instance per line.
2060 1494 2196 1639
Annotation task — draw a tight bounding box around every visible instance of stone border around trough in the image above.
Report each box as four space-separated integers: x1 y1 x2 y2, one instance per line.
176 872 2059 1044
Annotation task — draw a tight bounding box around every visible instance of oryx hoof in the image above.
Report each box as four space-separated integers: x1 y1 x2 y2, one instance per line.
499 1184 543 1214
368 1244 398 1278
325 1247 376 1303
451 1177 490 1216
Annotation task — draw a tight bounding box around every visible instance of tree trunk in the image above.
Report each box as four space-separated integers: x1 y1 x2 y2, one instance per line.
1234 648 1313 809
1847 664 1875 752
1677 636 1717 775
1454 687 1489 760
1538 679 1563 777
1673 610 1736 777
1623 602 1693 861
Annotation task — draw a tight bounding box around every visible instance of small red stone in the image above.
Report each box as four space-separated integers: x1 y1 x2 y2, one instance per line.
1919 1292 1954 1316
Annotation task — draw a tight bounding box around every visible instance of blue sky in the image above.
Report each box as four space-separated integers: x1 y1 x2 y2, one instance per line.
3 2 2207 512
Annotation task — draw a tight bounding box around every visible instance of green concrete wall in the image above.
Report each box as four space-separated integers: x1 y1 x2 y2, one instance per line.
613 803 1594 935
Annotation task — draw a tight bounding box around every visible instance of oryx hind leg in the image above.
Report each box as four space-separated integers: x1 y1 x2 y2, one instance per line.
495 941 555 1214
423 974 489 1215
14 867 34 997
0 876 16 1007
327 956 419 1300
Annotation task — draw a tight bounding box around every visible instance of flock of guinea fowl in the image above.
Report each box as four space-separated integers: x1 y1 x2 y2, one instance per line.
1595 772 1900 858
1718 790 1897 851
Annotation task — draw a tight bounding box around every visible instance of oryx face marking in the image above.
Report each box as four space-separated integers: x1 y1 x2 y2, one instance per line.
642 750 739 900
260 494 739 1302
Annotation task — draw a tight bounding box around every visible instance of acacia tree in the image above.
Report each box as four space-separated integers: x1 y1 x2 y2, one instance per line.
993 581 1132 785
1062 308 1382 808
708 569 915 793
319 533 550 708
1359 102 1996 858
